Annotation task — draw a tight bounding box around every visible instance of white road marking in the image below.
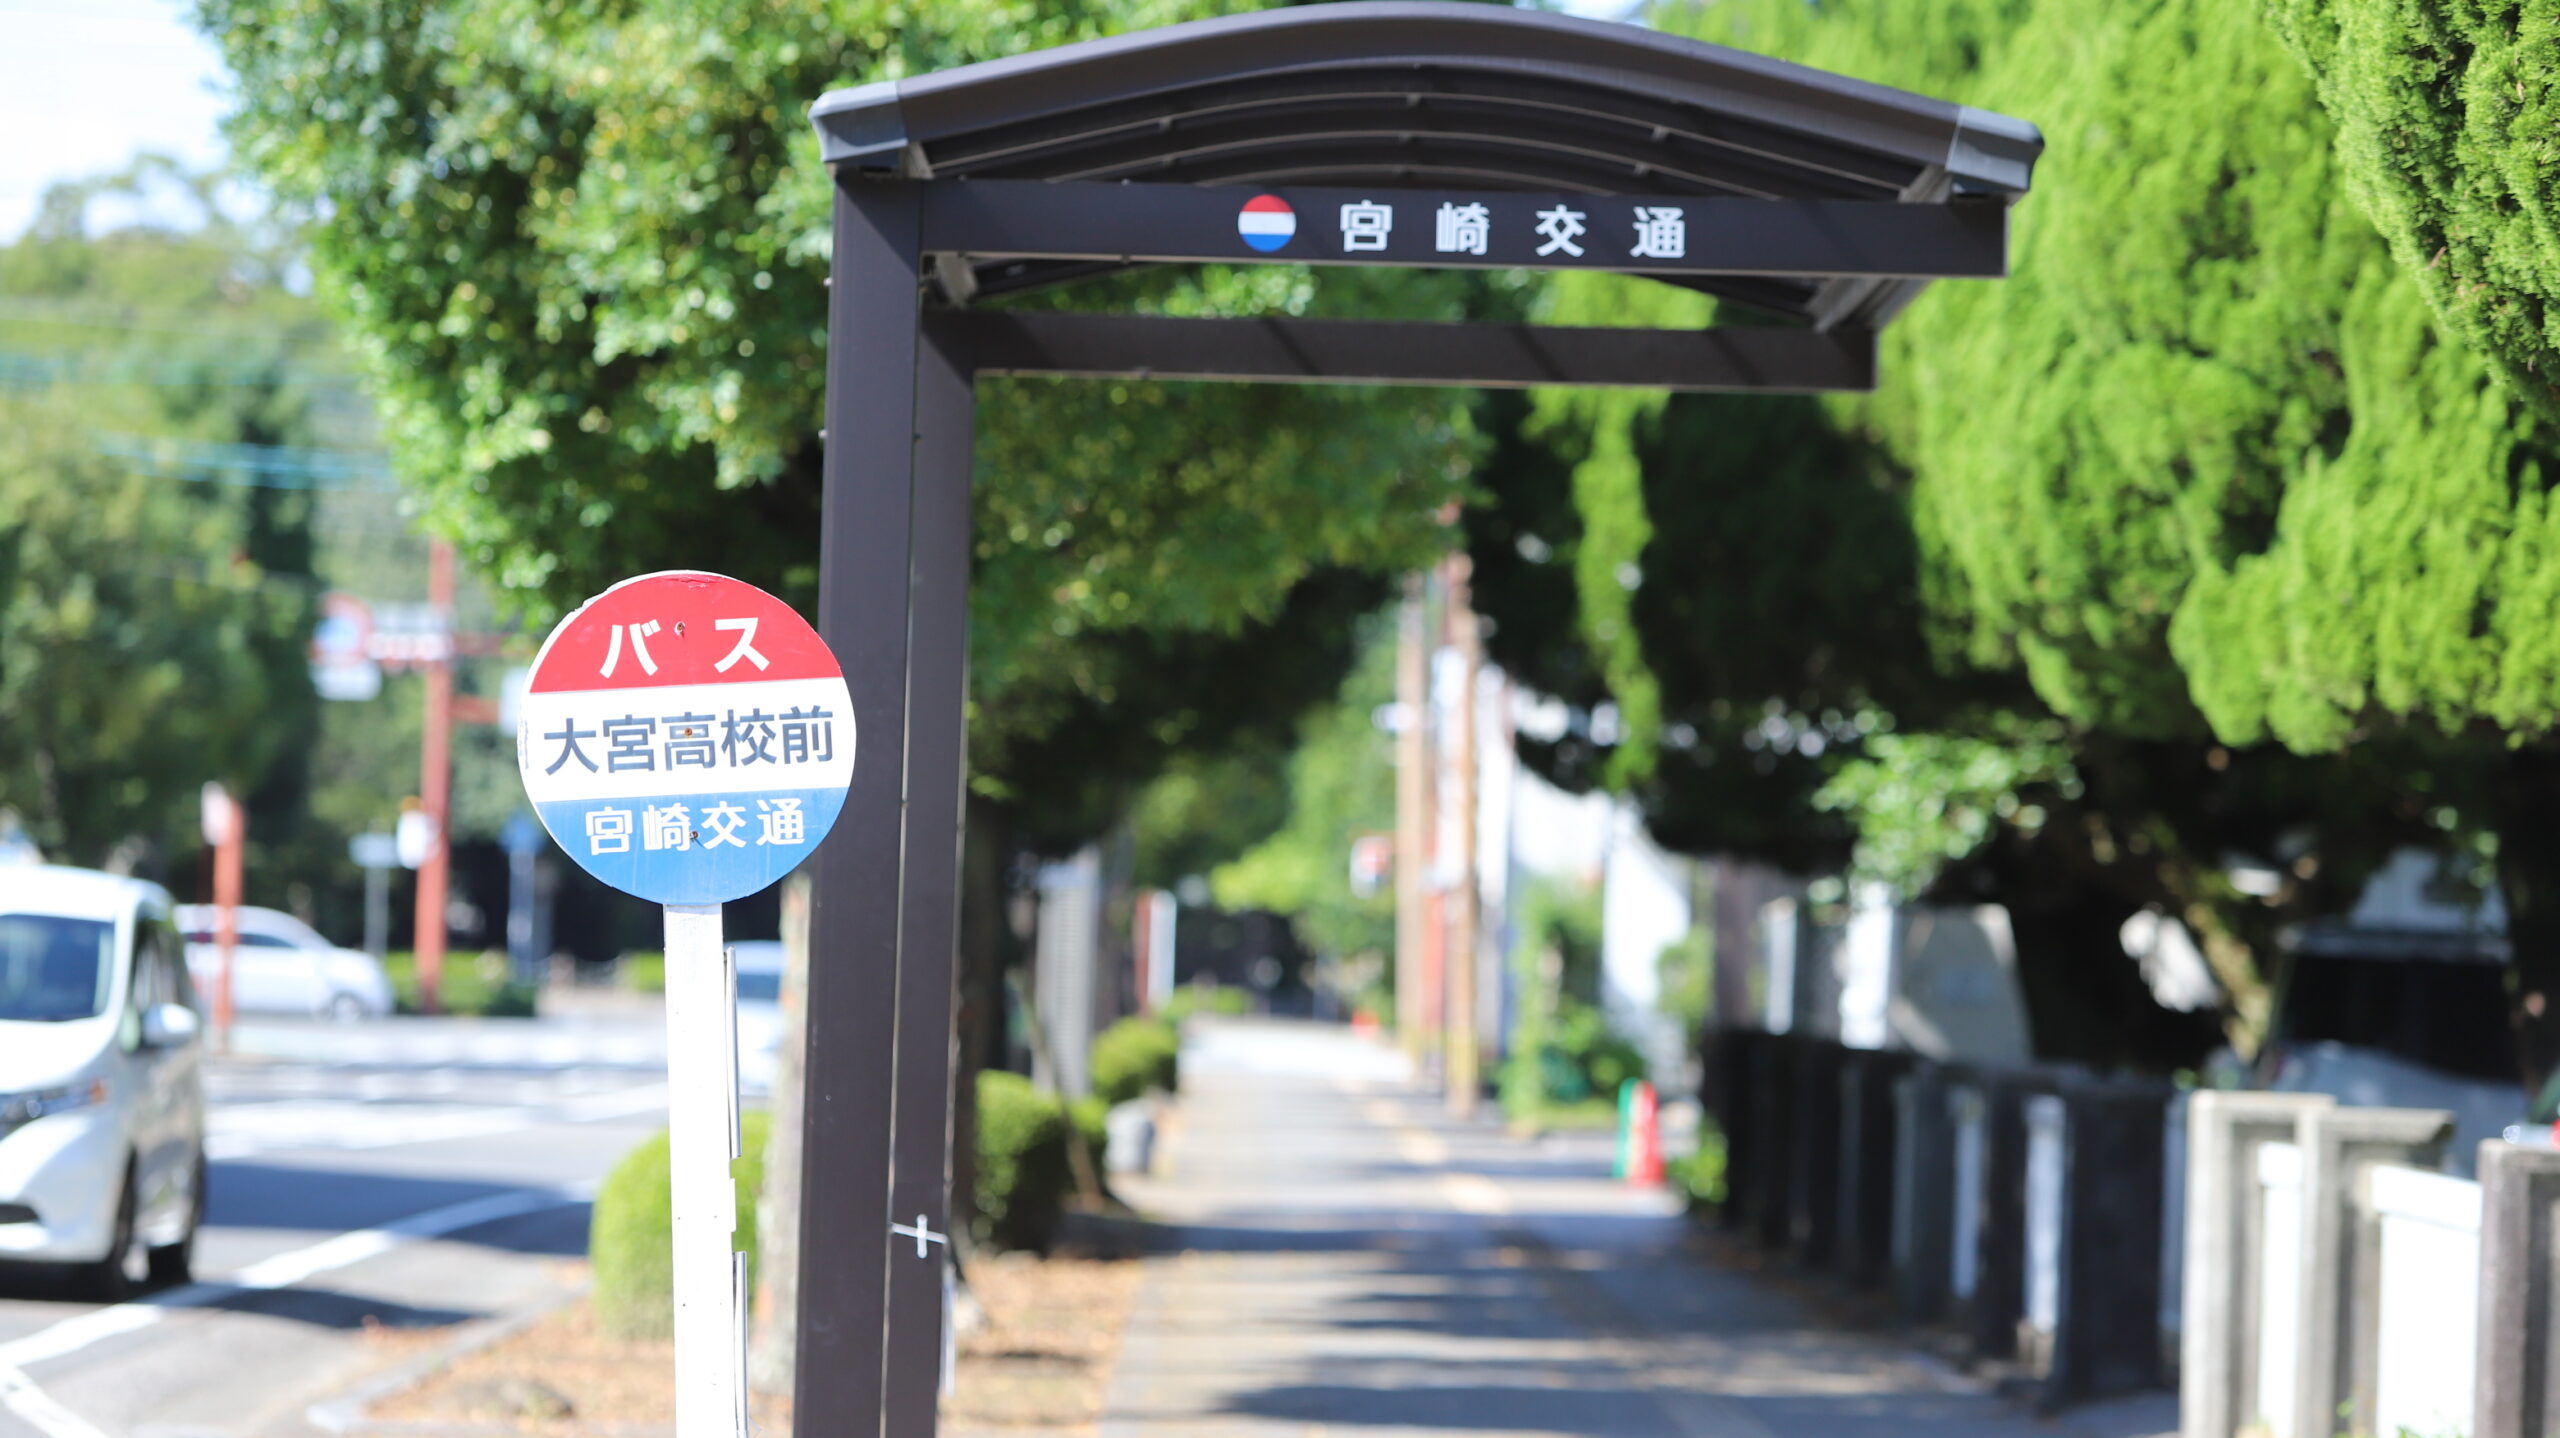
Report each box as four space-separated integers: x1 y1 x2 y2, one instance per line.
203 1081 666 1160
0 1182 591 1435
0 1184 586 1371
0 1364 111 1438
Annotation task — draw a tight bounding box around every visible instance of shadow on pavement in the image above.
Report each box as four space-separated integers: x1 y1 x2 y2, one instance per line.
207 1160 590 1260
190 1282 482 1332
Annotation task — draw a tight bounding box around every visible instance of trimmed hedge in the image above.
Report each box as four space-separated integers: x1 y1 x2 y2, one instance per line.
591 1068 1116 1300
1160 986 1248 1024
973 1071 1072 1253
591 1110 769 1340
1667 1123 1729 1213
618 951 665 994
1089 1015 1179 1106
382 950 539 1018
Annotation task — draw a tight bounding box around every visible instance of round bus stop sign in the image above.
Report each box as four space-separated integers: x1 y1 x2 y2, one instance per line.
516 570 854 906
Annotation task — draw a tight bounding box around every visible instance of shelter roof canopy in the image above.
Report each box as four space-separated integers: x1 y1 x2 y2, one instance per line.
809 1 2040 327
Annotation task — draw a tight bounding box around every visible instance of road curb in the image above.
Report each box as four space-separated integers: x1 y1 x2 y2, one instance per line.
302 1286 589 1436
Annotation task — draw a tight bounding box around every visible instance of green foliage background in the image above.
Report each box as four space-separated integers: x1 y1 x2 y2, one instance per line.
0 162 330 873
2260 0 2560 419
1211 611 1399 964
195 0 1478 829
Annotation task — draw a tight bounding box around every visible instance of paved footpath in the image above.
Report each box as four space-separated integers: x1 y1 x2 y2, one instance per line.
1103 1019 2176 1438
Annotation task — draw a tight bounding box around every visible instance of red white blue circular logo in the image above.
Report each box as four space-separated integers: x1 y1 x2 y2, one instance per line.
1237 194 1296 252
517 571 854 906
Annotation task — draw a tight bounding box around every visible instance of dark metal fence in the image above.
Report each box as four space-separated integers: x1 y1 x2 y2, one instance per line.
1699 1028 2175 1411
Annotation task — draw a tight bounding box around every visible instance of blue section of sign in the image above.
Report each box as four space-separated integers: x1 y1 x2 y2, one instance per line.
531 785 845 906
500 810 545 857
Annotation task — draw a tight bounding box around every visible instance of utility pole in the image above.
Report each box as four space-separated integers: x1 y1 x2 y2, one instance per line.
1394 573 1434 1064
1443 551 1483 1115
202 784 242 1054
412 539 455 1015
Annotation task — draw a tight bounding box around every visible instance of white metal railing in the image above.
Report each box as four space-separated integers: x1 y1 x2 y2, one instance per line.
2255 1141 2305 1438
2370 1163 2481 1438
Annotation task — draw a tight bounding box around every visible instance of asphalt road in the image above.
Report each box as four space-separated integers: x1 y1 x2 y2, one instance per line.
0 1008 670 1438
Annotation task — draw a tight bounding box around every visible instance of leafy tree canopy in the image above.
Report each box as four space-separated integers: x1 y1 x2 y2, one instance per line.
1212 608 1398 964
0 160 330 872
0 399 296 865
196 0 1480 830
2260 0 2560 419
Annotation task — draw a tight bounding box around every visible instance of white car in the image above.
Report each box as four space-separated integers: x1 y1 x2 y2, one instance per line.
0 867 206 1297
733 940 785 1096
175 905 395 1020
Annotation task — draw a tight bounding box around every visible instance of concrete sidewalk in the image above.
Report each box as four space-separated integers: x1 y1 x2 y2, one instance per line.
1102 1019 2176 1438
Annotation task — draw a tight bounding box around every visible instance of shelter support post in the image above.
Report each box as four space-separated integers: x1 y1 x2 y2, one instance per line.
799 173 923 1433
878 319 976 1433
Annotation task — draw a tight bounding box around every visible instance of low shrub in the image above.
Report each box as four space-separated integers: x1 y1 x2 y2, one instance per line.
1088 1015 1179 1105
1666 1123 1729 1212
590 1110 770 1340
975 1071 1072 1252
383 950 540 1018
1499 999 1647 1121
618 951 666 994
1160 985 1248 1024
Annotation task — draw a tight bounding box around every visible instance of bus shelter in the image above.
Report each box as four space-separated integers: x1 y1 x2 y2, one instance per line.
792 5 2040 1430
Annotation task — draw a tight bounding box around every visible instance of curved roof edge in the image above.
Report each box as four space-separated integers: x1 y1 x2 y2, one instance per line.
810 2 2042 199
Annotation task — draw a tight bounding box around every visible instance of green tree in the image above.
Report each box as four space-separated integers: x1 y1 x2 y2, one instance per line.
2258 0 2560 419
1212 609 1400 967
1623 0 2560 1075
195 0 1475 813
0 400 297 864
0 159 336 882
1451 0 2560 1070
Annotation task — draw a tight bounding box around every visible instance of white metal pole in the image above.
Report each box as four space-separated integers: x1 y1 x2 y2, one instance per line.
662 902 744 1438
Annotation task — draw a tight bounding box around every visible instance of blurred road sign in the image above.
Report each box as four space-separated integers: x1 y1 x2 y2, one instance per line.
199 782 238 848
500 810 545 857
311 592 382 701
369 602 455 667
1348 832 1393 898
349 832 400 869
517 570 855 906
395 809 438 869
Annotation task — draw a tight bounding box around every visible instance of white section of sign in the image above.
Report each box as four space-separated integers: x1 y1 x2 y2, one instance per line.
199 783 235 848
312 658 383 701
395 810 438 869
517 677 855 804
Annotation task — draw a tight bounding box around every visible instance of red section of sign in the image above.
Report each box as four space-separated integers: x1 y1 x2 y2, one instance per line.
526 572 841 694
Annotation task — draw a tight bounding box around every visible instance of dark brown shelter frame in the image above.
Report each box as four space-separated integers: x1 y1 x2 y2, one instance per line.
792 5 2039 1431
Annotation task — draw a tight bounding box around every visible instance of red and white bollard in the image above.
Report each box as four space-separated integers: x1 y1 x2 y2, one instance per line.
1626 1080 1664 1186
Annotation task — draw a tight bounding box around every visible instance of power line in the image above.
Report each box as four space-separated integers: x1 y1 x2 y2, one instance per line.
0 349 361 390
91 434 400 492
0 298 327 343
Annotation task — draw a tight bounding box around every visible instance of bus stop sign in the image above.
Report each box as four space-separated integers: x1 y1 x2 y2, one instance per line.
517 570 854 905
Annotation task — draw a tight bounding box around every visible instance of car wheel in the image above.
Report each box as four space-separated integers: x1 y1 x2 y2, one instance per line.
326 992 366 1023
76 1167 146 1303
146 1157 204 1287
